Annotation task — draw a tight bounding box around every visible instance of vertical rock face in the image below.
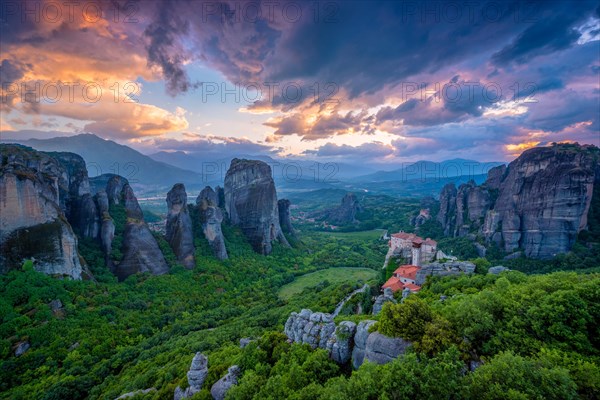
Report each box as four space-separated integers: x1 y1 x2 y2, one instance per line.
351 320 377 369
0 145 83 279
437 183 457 236
105 175 129 205
224 159 289 254
327 321 357 364
278 199 295 237
196 186 228 260
113 184 168 280
323 193 362 225
284 309 336 349
438 144 600 259
166 184 195 269
173 353 208 400
210 365 240 400
51 152 99 238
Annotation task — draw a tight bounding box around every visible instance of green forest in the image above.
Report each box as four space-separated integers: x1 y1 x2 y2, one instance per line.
2 188 600 399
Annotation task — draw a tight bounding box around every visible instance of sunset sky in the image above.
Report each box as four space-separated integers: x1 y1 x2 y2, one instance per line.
1 0 599 166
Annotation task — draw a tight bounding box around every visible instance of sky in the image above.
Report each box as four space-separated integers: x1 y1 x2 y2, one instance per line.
0 0 599 166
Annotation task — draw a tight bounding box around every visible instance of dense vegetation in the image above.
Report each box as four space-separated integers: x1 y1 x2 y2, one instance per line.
2 186 599 399
0 225 386 399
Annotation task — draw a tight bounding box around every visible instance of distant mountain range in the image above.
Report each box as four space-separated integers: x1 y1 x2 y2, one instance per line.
3 134 204 191
1 133 505 198
352 159 505 182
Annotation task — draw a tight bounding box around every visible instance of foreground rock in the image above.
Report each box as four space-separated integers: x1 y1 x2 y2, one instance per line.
197 186 228 260
166 184 195 269
224 159 289 254
438 143 600 258
211 365 240 400
174 353 208 400
0 145 83 279
285 310 411 369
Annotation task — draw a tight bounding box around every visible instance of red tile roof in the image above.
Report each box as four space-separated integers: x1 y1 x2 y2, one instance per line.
382 276 404 292
382 276 422 293
393 265 420 281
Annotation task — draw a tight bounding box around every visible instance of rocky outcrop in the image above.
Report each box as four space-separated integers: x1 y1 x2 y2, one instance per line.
284 309 336 349
211 365 240 400
415 261 475 285
437 183 457 236
372 287 396 315
197 186 228 260
174 353 208 400
316 193 362 225
364 332 412 365
116 217 168 281
285 310 410 369
105 175 129 205
224 159 289 254
326 321 356 364
14 341 30 357
278 199 295 238
351 320 377 369
116 388 156 400
0 144 83 279
488 265 509 274
438 144 600 258
166 184 195 269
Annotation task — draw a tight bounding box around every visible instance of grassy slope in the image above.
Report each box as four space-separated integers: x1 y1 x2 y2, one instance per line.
278 267 379 300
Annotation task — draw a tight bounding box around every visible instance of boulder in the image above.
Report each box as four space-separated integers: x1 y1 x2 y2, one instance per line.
364 332 412 365
14 341 30 357
210 365 240 400
224 159 289 254
488 265 509 274
166 184 195 269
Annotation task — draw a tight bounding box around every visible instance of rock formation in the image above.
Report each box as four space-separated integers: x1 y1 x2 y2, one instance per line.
285 309 411 369
174 353 208 400
351 320 377 369
196 186 228 260
105 175 129 205
211 365 240 400
415 261 475 285
315 193 362 225
224 159 289 254
437 143 600 258
278 199 295 238
0 144 83 279
284 309 336 349
326 321 356 364
166 184 195 269
114 184 168 280
363 332 412 365
372 287 396 315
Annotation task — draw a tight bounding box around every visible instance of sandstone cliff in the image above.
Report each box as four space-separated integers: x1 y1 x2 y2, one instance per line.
437 143 600 258
196 186 228 260
166 184 195 269
0 145 83 279
224 159 289 255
